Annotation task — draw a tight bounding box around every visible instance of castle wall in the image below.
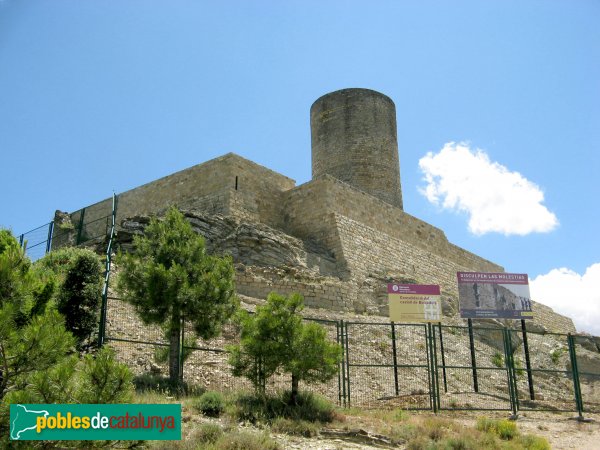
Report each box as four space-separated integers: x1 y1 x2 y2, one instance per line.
282 176 502 278
54 153 295 244
531 301 577 333
235 266 352 311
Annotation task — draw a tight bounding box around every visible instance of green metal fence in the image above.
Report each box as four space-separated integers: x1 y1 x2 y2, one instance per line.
100 295 600 415
18 206 114 261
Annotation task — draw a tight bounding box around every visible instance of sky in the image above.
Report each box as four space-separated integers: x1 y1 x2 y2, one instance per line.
1 1 598 334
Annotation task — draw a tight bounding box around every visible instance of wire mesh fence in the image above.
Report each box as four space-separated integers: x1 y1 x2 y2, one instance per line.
101 295 600 415
18 206 113 261
433 324 513 411
343 322 431 410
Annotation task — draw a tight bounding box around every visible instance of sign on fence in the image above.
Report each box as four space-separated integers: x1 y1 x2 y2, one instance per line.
457 272 533 319
387 284 441 322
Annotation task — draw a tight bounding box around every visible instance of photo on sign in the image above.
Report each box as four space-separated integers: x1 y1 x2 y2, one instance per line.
457 272 533 320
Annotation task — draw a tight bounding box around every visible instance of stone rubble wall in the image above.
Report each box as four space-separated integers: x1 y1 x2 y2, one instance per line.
60 152 576 334
234 265 352 312
531 301 577 334
54 153 295 245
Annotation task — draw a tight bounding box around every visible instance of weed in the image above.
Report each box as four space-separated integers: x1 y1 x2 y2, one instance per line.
271 417 320 437
516 433 551 450
211 430 279 450
491 351 504 368
194 423 224 444
550 348 564 365
230 391 335 424
195 391 225 417
476 417 518 440
393 409 410 421
496 419 518 440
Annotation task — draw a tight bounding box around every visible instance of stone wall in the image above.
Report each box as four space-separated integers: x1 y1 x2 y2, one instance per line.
531 301 577 334
282 176 502 277
57 151 577 334
54 154 295 245
311 88 403 209
234 265 352 312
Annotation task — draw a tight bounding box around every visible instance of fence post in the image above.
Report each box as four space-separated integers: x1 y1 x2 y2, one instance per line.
468 318 479 393
424 325 432 410
45 221 54 254
521 319 535 400
503 328 519 417
344 321 351 407
179 315 185 382
438 322 448 393
75 208 86 245
431 323 440 411
98 194 117 347
391 322 399 396
426 323 439 412
567 334 584 419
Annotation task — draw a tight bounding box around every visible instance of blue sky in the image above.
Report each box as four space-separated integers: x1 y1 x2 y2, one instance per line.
1 1 599 333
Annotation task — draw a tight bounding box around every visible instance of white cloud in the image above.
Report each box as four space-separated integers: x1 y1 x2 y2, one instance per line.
530 264 600 336
419 142 558 236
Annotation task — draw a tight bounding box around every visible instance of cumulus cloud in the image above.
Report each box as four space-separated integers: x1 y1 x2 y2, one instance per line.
419 142 558 235
530 264 600 336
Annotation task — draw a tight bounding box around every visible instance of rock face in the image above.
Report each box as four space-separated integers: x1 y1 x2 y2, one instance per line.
115 210 577 337
55 88 578 335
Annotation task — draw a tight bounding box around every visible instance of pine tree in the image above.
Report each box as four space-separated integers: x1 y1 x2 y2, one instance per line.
37 247 103 349
117 207 238 383
229 292 341 404
0 230 134 448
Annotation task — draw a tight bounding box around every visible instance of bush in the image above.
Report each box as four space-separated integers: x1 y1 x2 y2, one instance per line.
476 417 518 440
195 391 225 417
496 419 518 440
212 430 279 450
133 373 203 397
37 247 103 349
230 391 335 424
270 417 320 437
194 423 224 444
491 351 504 368
516 434 551 450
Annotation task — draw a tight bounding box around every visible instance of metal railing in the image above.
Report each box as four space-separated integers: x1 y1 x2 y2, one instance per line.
101 294 600 416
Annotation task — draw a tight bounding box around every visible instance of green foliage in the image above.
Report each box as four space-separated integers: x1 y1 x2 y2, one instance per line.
516 434 551 450
550 348 564 365
270 417 320 437
133 372 203 397
210 430 279 450
0 230 134 448
195 391 225 417
514 358 525 377
37 247 103 349
194 422 224 444
228 292 341 402
229 391 335 424
476 417 518 440
77 347 134 403
491 351 504 368
154 334 196 365
117 207 238 383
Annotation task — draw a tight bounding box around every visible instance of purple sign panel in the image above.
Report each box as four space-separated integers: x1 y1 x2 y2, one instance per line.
457 272 533 320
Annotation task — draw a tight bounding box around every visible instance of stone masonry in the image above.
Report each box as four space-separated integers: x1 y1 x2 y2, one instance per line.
54 88 576 333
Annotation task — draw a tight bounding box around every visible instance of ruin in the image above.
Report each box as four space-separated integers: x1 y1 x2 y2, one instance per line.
54 88 575 333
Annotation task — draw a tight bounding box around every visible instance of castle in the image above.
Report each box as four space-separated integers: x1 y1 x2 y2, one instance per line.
54 88 575 333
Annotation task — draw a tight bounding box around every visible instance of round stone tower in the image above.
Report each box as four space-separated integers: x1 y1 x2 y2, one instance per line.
310 88 403 209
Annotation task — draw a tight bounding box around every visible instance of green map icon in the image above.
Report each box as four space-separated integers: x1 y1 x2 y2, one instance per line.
10 404 49 440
